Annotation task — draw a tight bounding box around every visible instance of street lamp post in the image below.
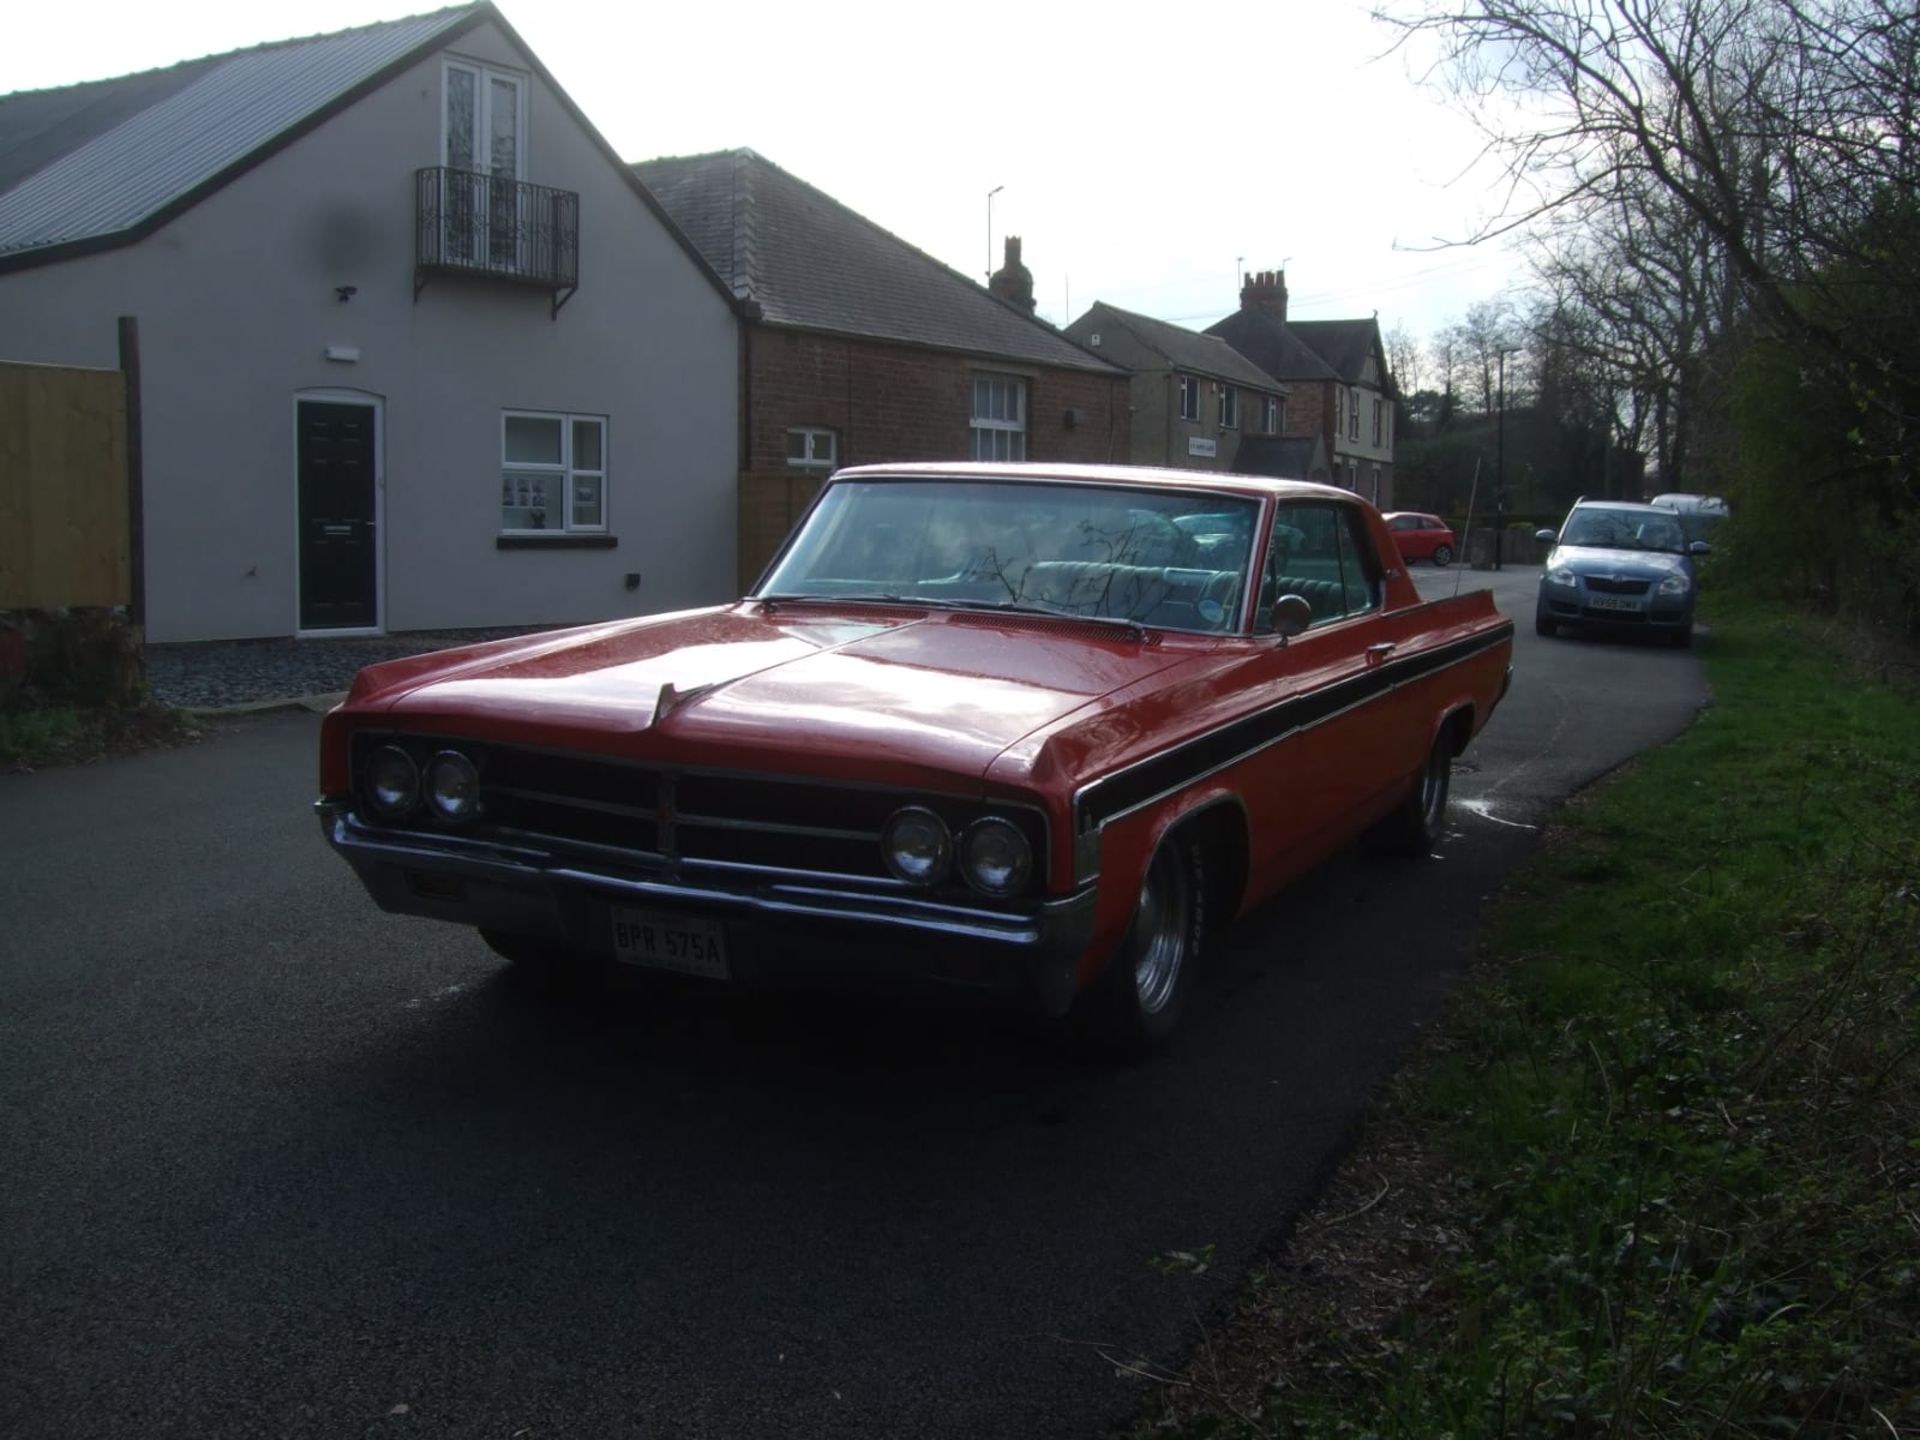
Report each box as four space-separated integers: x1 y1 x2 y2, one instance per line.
986 186 1003 282
1494 346 1521 572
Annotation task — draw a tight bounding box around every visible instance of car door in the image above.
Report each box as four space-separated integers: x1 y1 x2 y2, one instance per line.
1231 501 1400 894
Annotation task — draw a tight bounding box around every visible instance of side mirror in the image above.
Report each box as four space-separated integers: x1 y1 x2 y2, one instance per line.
1535 528 1558 544
1272 593 1313 639
1689 540 1713 556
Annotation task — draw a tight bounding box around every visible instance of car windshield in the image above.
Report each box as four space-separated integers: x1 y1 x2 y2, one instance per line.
758 478 1262 633
1560 509 1685 553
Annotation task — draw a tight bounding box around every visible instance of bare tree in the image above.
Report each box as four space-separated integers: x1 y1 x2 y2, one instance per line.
1376 0 1920 440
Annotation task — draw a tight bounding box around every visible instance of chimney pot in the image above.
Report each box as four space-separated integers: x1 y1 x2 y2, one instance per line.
1241 267 1289 322
989 235 1036 312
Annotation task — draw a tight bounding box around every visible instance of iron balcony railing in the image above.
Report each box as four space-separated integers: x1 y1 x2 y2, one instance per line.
415 166 579 311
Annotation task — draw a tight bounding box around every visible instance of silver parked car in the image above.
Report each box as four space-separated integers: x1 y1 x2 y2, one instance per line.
1535 501 1712 647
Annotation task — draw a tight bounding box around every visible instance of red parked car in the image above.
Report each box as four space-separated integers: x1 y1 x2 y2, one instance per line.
1383 511 1457 566
317 464 1512 1053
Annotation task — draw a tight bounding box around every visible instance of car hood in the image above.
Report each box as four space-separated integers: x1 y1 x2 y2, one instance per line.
355 604 1199 784
1548 544 1691 579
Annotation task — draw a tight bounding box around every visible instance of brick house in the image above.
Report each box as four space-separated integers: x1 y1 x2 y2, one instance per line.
1062 300 1291 472
1207 271 1396 509
633 150 1128 584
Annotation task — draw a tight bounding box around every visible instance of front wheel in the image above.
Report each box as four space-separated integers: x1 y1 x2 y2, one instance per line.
1081 835 1207 1058
1535 609 1557 638
1431 543 1453 567
1366 728 1454 857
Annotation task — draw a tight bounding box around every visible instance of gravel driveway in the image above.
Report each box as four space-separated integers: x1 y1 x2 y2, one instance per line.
144 627 553 710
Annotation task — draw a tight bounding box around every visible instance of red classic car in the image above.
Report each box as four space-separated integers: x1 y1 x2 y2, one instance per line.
317 463 1512 1053
1382 511 1458 566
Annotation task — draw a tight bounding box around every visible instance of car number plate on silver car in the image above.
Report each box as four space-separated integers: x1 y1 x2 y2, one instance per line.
612 905 729 980
1588 595 1643 612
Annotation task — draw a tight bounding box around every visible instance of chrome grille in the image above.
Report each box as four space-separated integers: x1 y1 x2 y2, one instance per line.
349 733 1046 897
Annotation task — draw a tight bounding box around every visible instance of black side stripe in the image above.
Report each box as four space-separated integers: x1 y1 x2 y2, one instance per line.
1076 621 1514 830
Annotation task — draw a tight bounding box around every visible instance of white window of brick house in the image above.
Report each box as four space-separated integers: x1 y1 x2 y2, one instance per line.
1349 387 1360 440
1370 463 1382 503
1177 374 1200 422
1372 397 1383 446
971 373 1027 461
786 427 837 469
501 411 606 532
1217 383 1239 429
1262 395 1280 434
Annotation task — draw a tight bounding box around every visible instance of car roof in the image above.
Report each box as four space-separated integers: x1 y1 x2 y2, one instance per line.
830 460 1358 505
1571 500 1676 515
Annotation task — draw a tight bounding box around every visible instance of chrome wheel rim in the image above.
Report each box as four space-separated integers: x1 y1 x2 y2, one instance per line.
1419 743 1450 834
1133 847 1193 1015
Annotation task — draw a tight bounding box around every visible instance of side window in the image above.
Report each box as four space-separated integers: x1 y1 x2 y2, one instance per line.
1333 506 1381 616
1256 503 1380 631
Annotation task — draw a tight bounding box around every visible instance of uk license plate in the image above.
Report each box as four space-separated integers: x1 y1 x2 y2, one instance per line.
1588 595 1642 612
611 905 729 980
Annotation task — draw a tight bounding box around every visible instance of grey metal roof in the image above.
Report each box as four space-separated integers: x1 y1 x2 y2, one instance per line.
634 149 1121 374
0 5 481 258
1070 300 1284 391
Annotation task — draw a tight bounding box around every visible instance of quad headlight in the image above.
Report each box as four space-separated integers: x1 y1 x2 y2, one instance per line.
365 745 420 819
424 750 481 823
882 806 952 885
960 817 1033 897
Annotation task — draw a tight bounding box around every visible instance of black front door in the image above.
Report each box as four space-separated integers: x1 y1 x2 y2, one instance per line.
297 401 378 630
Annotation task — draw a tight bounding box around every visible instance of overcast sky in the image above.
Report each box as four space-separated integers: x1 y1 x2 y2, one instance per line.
4 0 1525 344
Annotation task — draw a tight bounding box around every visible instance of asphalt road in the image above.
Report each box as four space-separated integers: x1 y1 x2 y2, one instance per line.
0 567 1709 1440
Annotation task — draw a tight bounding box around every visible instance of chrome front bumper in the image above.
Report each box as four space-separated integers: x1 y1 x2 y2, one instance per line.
316 801 1098 1015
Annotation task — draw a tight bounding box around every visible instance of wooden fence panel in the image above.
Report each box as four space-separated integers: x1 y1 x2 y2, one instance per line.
0 361 130 609
738 470 826 591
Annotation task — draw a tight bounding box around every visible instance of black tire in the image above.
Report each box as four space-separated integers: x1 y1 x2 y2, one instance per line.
1534 610 1557 638
1081 835 1207 1059
1367 726 1454 857
1431 543 1453 567
1669 622 1694 648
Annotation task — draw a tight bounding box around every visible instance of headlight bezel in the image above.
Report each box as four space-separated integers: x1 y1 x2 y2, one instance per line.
1549 566 1578 588
881 805 954 886
1657 572 1692 595
365 744 421 820
423 749 482 823
959 816 1034 898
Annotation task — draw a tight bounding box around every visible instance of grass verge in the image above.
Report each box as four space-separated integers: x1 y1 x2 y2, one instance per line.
0 702 202 771
1136 594 1920 1438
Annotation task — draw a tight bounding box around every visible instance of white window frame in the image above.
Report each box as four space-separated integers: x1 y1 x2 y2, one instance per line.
443 59 527 179
1217 384 1239 430
1262 395 1280 434
1349 386 1360 441
1177 374 1200 422
500 410 607 534
1372 397 1383 447
970 372 1028 462
786 427 838 469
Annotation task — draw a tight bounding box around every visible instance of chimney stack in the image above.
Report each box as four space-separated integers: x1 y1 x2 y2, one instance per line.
1240 268 1288 322
989 236 1035 312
